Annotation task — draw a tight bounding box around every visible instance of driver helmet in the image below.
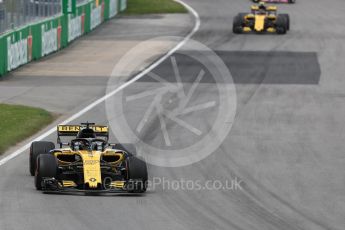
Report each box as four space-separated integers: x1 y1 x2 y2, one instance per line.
259 2 266 10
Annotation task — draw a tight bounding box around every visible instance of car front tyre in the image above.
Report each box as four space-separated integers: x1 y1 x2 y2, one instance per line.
35 154 58 190
126 156 148 193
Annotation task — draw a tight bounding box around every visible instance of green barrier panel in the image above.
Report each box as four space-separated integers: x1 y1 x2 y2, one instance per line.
104 0 110 20
84 3 92 33
0 33 7 74
0 0 125 77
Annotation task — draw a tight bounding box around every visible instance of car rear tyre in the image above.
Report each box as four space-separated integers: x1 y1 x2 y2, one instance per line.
35 154 58 190
126 156 148 193
30 141 55 176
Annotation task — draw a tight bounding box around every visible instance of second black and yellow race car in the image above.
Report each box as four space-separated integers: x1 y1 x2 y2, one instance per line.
233 3 290 34
29 122 148 194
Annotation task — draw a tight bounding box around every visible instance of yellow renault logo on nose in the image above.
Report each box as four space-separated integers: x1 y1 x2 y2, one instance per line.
84 160 100 165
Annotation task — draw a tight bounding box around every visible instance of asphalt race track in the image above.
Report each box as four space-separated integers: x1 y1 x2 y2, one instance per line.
1 0 345 229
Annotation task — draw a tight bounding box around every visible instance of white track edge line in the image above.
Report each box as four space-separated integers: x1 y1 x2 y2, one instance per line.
0 0 200 167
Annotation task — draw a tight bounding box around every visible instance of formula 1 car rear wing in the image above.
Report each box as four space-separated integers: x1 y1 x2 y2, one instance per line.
251 5 277 12
57 122 109 146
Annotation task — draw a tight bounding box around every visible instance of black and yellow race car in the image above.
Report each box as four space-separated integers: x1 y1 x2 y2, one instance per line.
29 122 148 193
233 3 290 34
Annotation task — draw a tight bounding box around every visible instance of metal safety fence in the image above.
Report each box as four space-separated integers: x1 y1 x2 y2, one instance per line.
0 0 89 34
0 0 62 34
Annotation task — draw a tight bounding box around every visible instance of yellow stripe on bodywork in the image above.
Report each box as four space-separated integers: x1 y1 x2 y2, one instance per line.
110 181 125 189
267 27 276 33
243 27 252 32
81 150 102 188
62 180 77 187
254 15 266 32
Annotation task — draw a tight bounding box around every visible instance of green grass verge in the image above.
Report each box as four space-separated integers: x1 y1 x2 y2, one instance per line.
0 104 54 154
123 0 188 15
